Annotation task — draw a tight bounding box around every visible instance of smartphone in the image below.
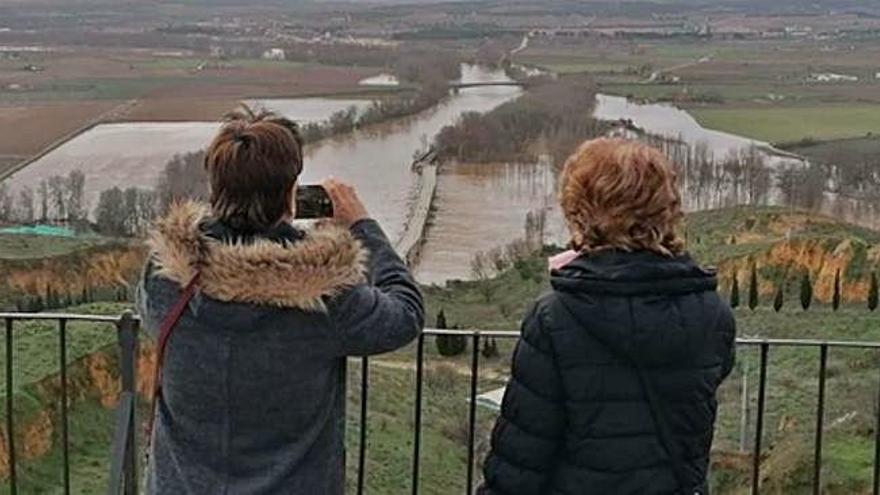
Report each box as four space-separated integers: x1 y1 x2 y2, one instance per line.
295 185 334 219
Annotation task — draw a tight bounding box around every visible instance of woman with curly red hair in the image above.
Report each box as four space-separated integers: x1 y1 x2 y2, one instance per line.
480 138 736 495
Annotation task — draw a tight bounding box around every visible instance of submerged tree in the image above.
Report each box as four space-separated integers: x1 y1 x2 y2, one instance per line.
800 272 813 311
870 272 879 312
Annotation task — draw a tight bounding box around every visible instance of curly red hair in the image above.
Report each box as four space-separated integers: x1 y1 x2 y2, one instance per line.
559 138 684 256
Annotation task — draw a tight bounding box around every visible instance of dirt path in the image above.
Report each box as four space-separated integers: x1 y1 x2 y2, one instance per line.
644 53 715 83
369 356 507 382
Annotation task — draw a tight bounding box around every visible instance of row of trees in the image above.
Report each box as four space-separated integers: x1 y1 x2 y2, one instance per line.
434 75 608 165
0 171 86 224
13 283 129 313
434 309 499 359
730 264 879 312
648 133 877 221
300 51 462 144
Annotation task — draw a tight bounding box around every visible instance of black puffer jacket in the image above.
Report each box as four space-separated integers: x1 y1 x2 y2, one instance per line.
481 250 736 495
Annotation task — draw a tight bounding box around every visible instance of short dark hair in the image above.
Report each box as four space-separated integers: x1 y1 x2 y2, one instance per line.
204 105 304 231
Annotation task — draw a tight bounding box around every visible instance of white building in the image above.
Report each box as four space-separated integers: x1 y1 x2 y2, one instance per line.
262 48 286 61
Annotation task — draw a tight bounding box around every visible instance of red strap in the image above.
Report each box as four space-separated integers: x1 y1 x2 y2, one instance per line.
145 273 200 444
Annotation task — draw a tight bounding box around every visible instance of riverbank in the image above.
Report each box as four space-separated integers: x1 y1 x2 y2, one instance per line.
394 161 438 265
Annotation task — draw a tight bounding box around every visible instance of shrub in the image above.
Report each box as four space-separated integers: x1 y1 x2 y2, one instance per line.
481 337 499 359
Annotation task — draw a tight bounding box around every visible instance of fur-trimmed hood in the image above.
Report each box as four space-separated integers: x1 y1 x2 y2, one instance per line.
147 201 367 311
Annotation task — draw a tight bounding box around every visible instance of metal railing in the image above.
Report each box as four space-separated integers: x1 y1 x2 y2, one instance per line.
1 314 880 494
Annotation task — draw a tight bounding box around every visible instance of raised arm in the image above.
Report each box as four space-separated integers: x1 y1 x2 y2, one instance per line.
323 179 424 356
480 301 566 495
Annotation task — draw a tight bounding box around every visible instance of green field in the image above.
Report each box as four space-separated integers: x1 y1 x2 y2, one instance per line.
0 234 112 261
5 207 880 493
784 135 880 165
690 105 880 145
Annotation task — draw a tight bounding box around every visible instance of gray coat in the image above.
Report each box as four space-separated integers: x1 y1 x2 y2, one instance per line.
137 201 424 494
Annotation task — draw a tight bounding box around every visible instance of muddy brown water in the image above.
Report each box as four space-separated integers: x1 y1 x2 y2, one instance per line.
4 65 566 283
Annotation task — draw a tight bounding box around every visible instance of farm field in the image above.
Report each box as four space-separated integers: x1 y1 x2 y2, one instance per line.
515 37 880 144
0 50 381 159
0 233 111 260
690 105 880 145
785 135 880 166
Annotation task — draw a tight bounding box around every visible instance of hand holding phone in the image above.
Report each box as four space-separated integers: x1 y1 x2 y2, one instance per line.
295 185 334 220
322 179 369 227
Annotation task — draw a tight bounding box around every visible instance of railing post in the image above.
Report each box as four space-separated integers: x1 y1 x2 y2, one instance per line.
119 311 139 495
357 357 369 495
411 333 425 495
466 333 480 495
813 345 828 495
5 318 16 495
59 319 71 495
751 343 769 495
874 362 880 495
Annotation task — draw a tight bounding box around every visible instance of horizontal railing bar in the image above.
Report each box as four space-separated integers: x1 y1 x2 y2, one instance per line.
736 338 880 349
2 315 880 349
422 329 880 349
0 313 134 323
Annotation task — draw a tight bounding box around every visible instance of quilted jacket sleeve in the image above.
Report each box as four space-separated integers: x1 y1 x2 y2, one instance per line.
480 300 566 495
327 218 425 356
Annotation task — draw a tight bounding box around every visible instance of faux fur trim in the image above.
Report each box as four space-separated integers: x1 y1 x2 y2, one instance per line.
147 201 367 311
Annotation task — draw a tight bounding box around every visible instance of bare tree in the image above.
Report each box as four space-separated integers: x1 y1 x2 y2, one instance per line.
0 182 12 221
156 151 209 211
66 170 86 221
38 180 49 222
137 188 157 230
16 186 34 223
48 175 67 220
94 187 126 236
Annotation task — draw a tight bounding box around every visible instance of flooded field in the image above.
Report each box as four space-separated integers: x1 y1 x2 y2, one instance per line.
594 94 799 166
3 65 556 282
1 98 369 212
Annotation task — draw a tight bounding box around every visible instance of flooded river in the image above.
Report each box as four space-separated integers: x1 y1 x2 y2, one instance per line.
415 161 567 284
594 94 800 166
594 94 880 229
5 65 565 282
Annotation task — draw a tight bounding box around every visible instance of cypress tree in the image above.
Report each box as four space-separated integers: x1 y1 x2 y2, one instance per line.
869 272 878 312
748 264 759 311
436 309 466 357
832 269 841 311
773 282 784 313
730 273 740 309
436 309 447 330
800 272 813 311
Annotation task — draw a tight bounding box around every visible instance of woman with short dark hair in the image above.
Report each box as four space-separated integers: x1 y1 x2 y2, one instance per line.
138 108 424 494
480 138 735 495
